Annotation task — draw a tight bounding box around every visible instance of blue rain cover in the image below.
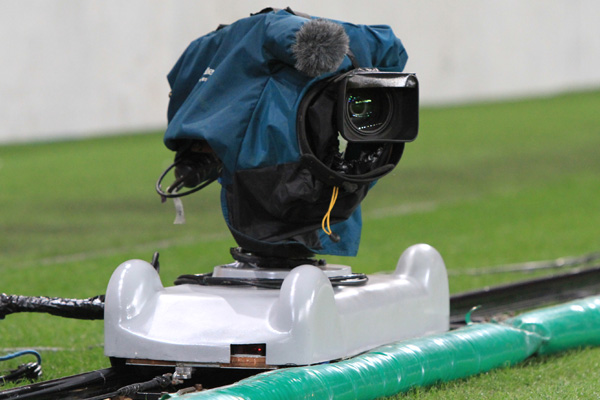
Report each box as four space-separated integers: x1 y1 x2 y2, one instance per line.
163 8 408 258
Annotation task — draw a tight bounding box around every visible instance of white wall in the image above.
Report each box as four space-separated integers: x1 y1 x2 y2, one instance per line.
1 0 599 143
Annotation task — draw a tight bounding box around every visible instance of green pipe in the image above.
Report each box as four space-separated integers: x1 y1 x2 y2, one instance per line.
508 296 600 354
162 295 600 400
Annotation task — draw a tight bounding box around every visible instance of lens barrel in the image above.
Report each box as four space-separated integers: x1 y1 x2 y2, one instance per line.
338 71 419 143
346 89 393 135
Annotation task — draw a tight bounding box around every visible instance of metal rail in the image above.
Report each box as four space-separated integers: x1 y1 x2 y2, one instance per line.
450 265 600 327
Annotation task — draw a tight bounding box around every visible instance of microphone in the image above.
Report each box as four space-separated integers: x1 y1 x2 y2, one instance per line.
292 19 349 77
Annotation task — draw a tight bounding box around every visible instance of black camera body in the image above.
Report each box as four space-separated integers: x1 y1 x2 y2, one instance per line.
298 69 419 189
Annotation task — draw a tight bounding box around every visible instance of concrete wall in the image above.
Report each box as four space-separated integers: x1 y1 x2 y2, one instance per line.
1 0 599 143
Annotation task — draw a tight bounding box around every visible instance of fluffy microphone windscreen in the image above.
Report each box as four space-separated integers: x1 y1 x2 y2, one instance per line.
292 19 350 77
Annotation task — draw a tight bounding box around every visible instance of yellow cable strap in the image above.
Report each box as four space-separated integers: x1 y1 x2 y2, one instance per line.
322 186 339 236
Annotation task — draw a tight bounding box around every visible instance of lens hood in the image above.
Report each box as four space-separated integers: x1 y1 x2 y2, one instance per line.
337 70 419 143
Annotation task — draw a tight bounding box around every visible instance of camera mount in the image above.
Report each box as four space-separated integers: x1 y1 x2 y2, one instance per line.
105 8 449 373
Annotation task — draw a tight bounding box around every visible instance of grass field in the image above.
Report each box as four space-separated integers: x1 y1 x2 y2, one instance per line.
1 90 599 397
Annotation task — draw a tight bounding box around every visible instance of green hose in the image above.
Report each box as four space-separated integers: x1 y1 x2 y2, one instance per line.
162 295 600 400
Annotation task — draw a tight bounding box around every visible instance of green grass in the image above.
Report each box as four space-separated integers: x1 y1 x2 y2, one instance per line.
405 347 600 399
1 90 599 397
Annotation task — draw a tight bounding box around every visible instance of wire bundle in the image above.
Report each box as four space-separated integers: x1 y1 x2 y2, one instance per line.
0 350 42 385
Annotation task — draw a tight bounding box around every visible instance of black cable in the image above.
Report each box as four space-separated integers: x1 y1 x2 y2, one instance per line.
0 350 42 385
83 373 174 400
0 363 42 385
0 294 104 320
174 272 368 288
156 162 218 199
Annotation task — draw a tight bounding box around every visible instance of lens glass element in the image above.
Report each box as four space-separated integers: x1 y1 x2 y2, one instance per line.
346 89 392 135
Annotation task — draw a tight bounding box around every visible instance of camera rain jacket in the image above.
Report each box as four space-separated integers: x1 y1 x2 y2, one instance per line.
163 8 409 258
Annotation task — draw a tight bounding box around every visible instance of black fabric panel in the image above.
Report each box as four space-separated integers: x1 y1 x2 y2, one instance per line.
225 162 368 256
306 84 338 163
226 223 318 259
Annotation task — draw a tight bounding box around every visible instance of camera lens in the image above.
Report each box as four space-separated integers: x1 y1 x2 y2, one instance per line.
346 89 392 135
